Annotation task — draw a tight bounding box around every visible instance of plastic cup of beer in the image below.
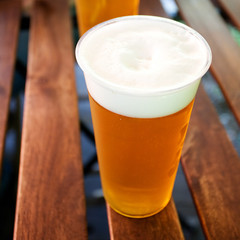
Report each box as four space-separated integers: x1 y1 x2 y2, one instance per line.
75 0 140 35
75 16 212 218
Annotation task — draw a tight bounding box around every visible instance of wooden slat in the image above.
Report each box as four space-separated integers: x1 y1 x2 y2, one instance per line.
106 0 184 239
217 0 240 30
22 0 33 14
176 0 240 125
14 0 88 239
0 0 21 173
139 0 168 18
182 85 240 239
176 1 240 237
107 199 184 240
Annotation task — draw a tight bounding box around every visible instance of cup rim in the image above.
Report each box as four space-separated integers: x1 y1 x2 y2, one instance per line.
75 15 212 96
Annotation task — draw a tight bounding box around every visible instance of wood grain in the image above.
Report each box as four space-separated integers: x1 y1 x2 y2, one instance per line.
176 0 240 125
0 0 21 174
217 0 240 30
14 0 87 239
107 199 184 240
182 85 240 239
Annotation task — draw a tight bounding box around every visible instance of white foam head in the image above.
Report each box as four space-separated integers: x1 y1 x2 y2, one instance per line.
76 16 212 118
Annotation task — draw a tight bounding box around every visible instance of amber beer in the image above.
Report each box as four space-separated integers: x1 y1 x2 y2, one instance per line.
89 95 195 217
75 0 139 34
76 16 212 218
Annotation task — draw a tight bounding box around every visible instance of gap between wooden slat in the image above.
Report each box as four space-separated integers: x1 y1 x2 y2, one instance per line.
216 0 240 30
0 0 21 175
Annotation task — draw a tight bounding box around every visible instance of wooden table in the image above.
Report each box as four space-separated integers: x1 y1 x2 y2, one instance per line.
0 0 239 239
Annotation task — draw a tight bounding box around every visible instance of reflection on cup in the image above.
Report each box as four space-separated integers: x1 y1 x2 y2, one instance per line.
76 16 212 218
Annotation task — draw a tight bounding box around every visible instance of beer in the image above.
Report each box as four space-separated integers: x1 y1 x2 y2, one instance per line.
89 95 194 217
75 16 212 217
75 0 139 34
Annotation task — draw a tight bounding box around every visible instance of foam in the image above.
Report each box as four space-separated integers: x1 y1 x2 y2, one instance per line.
76 16 211 118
